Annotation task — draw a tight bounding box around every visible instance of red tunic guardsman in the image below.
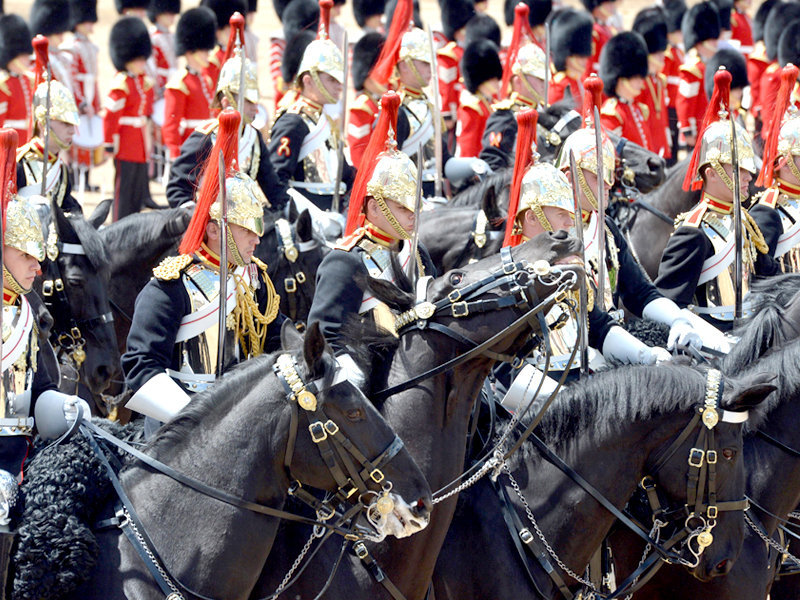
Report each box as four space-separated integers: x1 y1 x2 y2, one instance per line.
438 0 475 134
730 1 753 57
201 0 249 91
61 0 101 116
758 2 800 135
162 8 217 159
746 0 778 128
347 32 385 169
148 0 180 93
580 0 617 81
633 7 671 158
0 17 34 146
456 39 502 158
30 0 74 98
548 8 592 105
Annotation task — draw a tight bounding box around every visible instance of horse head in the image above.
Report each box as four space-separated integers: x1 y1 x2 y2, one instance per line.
608 132 666 194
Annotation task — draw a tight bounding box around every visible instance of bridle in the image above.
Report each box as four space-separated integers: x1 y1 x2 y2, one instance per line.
275 218 319 327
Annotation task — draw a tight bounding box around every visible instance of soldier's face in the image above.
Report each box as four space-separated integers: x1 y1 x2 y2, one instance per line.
319 73 343 102
230 224 260 263
366 198 414 239
566 168 611 213
125 58 148 75
648 52 665 75
778 155 800 185
478 78 500 97
3 246 40 292
520 207 574 239
617 76 645 102
8 55 31 75
413 61 432 86
50 121 75 149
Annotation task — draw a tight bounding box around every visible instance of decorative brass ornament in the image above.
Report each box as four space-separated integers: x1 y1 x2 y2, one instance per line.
72 346 86 367
701 407 720 429
376 493 395 515
696 530 714 548
297 390 318 412
512 42 547 82
4 194 46 262
399 28 432 65
296 27 345 85
209 171 267 237
217 53 260 104
33 80 79 126
532 260 552 276
555 128 616 186
515 161 575 233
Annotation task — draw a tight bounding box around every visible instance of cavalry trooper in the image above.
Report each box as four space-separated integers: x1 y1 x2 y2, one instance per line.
548 8 593 105
750 64 800 274
478 4 547 172
347 31 386 169
268 0 355 211
167 15 290 212
455 39 503 158
307 91 435 368
599 32 652 151
0 15 34 146
655 69 774 335
633 7 671 160
123 109 284 437
555 76 706 360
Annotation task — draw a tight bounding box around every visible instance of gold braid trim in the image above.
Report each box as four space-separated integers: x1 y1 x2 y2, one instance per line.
531 204 554 232
576 167 599 210
744 211 770 255
230 269 281 358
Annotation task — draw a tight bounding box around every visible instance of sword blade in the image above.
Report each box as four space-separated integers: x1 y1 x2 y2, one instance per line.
427 25 443 199
217 149 228 376
569 150 589 378
406 143 425 285
333 31 349 213
544 22 550 110
237 29 246 140
41 65 52 197
593 105 606 311
730 105 743 322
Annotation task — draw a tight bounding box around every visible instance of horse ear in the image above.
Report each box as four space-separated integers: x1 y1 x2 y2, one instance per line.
87 199 112 229
302 321 330 379
287 197 299 223
296 210 313 242
481 185 502 224
724 372 777 411
51 201 79 243
280 318 303 351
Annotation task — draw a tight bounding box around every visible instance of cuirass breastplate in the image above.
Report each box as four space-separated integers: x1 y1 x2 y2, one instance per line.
1 303 36 427
776 196 800 273
299 112 339 185
700 212 752 320
21 158 67 207
404 98 436 182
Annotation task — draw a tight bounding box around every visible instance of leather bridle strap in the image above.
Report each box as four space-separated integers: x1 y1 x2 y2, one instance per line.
755 430 800 458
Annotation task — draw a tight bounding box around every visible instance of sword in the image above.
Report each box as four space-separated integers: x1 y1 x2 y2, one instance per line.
237 22 246 140
406 143 425 284
216 149 229 376
332 30 349 214
41 64 52 198
544 22 550 110
593 105 607 310
427 25 443 199
729 94 743 322
569 150 588 379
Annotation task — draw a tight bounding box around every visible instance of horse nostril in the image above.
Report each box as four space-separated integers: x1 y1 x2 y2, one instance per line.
414 497 433 518
647 157 664 173
714 559 730 575
94 365 112 384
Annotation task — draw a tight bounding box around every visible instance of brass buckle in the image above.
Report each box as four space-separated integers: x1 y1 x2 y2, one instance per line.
370 469 385 483
55 278 64 292
706 450 718 464
707 506 718 519
296 271 306 284
309 421 327 443
452 302 469 317
448 289 462 302
688 448 704 468
42 280 54 296
354 542 369 559
503 262 517 275
285 277 297 293
324 420 340 436
341 480 359 498
519 528 534 544
71 327 82 339
640 475 656 490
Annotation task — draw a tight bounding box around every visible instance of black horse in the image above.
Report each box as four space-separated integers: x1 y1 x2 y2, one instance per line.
247 231 585 600
431 364 774 599
56 322 432 600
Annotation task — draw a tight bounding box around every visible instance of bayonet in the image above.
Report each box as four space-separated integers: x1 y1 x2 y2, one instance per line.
427 25 443 199
216 149 229 376
730 95 743 321
41 63 52 197
332 30 349 213
544 22 550 110
592 105 606 310
406 143 424 284
569 150 588 379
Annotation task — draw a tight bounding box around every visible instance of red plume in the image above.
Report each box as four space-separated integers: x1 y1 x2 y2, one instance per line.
369 0 412 89
319 0 333 38
220 12 247 71
32 36 49 90
179 109 241 255
582 75 603 126
0 129 19 234
758 64 800 188
345 91 401 236
504 108 539 247
501 4 536 100
683 69 732 192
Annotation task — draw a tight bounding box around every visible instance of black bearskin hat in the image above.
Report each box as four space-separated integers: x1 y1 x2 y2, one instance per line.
353 0 385 27
663 0 686 33
282 0 319 40
273 0 292 20
110 16 152 71
633 7 668 54
709 0 732 31
779 19 800 68
753 0 778 42
115 0 150 14
550 8 593 72
766 2 800 61
461 39 502 94
704 48 746 98
282 29 315 84
0 15 32 70
175 7 218 56
441 0 476 41
600 32 649 98
681 1 720 51
385 0 421 29
148 0 181 23
249 0 258 10
352 31 384 90
30 0 70 36
201 0 249 30
580 0 613 13
69 0 97 28
504 0 551 27
465 13 501 47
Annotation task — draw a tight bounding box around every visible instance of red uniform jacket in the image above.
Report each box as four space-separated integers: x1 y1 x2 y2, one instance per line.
162 68 214 158
600 97 650 150
62 33 100 113
149 25 176 93
662 44 683 110
731 10 754 57
347 91 379 169
437 42 463 122
747 42 771 122
456 90 492 157
270 33 287 112
204 46 226 92
677 50 706 139
0 71 33 145
103 72 154 163
759 62 783 140
549 71 583 105
636 73 670 158
584 21 614 80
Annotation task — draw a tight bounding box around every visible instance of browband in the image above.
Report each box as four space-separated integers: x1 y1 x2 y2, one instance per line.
720 410 749 424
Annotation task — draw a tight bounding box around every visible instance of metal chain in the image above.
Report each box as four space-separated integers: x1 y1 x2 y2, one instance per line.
433 451 504 505
272 526 325 599
622 520 665 600
745 512 800 568
790 512 800 520
123 509 185 600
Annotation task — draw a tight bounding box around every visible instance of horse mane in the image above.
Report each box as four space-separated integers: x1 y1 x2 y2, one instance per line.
100 209 187 258
41 210 111 277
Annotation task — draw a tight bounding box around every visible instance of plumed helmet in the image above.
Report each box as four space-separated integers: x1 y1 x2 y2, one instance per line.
0 15 33 70
282 0 320 41
148 0 182 23
385 0 422 29
399 27 431 64
441 0 476 41
632 7 668 54
662 0 686 33
352 0 385 27
201 0 249 30
465 14 501 47
681 1 721 51
599 32 649 98
753 0 779 42
779 18 800 68
704 48 747 98
282 30 317 86
505 0 551 27
68 0 97 28
709 0 732 30
352 31 385 91
461 40 502 94
114 0 150 14
758 65 800 188
550 8 593 72
30 0 70 37
766 2 800 62
175 8 218 56
296 0 345 85
109 16 152 72
34 79 79 126
514 43 547 82
217 54 260 104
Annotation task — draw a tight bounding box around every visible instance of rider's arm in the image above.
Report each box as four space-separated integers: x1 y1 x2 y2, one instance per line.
267 113 307 186
653 225 711 309
255 130 291 213
607 218 661 316
166 130 212 208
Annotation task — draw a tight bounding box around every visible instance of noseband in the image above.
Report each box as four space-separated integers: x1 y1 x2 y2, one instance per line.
275 218 318 326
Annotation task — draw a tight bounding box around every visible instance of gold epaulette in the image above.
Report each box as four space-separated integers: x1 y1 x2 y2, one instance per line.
195 118 219 134
601 98 618 118
460 90 481 112
252 256 268 273
639 102 649 120
351 93 376 115
15 141 36 162
679 59 702 80
209 47 221 67
759 188 779 209
553 72 567 83
335 229 366 251
766 62 780 75
0 71 9 96
153 254 194 280
143 76 154 91
491 98 515 111
437 41 458 61
165 68 190 94
675 202 708 229
110 72 129 94
749 42 768 63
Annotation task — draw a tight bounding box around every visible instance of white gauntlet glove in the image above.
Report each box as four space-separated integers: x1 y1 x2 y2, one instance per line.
602 326 671 366
642 297 703 350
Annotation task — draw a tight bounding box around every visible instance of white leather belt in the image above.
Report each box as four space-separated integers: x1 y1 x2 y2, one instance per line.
0 417 34 436
181 118 205 130
167 368 216 393
119 116 147 128
3 119 27 129
691 302 754 322
289 181 347 195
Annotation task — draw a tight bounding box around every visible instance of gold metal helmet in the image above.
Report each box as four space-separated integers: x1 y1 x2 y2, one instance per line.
555 128 616 185
513 162 575 234
399 27 432 64
776 107 800 168
513 42 547 82
33 80 79 127
367 144 418 215
697 118 757 176
4 194 45 263
217 53 260 106
209 171 267 239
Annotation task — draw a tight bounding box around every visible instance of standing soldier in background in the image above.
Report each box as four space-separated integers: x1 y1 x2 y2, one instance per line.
502 0 552 50
347 31 386 168
103 17 154 221
63 0 100 119
456 39 502 158
162 7 218 162
581 0 617 80
148 0 180 94
548 8 593 105
276 30 316 112
352 0 385 33
437 0 475 145
201 0 249 90
730 0 753 57
633 8 670 159
29 0 74 98
270 0 316 111
0 15 34 146
704 48 748 125
746 0 777 136
661 0 685 167
115 0 149 19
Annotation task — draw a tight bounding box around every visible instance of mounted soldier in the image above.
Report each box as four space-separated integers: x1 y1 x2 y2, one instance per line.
307 91 435 373
0 15 34 147
478 3 547 172
548 8 593 106
167 13 290 212
16 38 82 215
455 39 503 158
123 109 284 437
267 0 355 212
655 69 773 335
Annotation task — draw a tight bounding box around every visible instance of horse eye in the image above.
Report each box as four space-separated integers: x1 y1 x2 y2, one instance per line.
722 449 735 461
346 409 364 421
449 273 463 286
67 278 85 288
